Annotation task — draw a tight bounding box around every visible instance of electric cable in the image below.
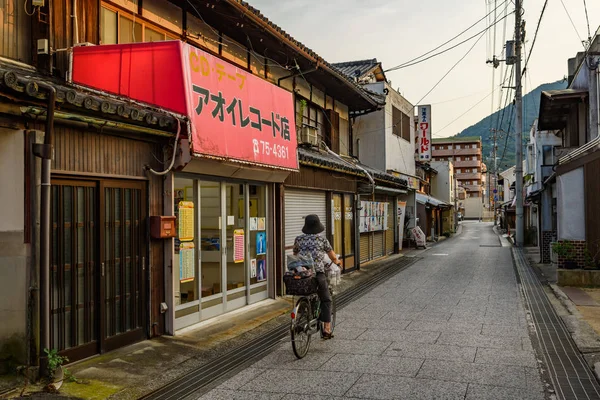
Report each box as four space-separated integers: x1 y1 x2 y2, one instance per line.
386 7 513 71
386 0 510 72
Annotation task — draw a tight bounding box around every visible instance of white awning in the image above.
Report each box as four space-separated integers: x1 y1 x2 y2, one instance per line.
416 193 451 208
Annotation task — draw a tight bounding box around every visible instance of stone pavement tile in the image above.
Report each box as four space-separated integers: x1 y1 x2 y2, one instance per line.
481 323 530 338
344 373 468 400
217 367 266 390
474 347 538 368
280 395 344 400
360 302 424 313
383 341 477 363
524 366 546 393
406 320 483 335
448 314 520 326
196 389 285 400
331 326 368 340
335 317 411 331
251 350 334 371
436 332 522 350
319 353 424 377
465 384 544 400
309 338 392 355
451 309 488 319
239 369 361 397
357 328 440 344
417 359 527 388
393 310 452 322
335 309 390 321
521 337 534 352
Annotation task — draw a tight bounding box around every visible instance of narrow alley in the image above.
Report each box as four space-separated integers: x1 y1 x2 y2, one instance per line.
191 222 546 400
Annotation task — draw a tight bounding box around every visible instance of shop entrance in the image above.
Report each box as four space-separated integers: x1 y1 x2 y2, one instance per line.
332 193 355 270
174 177 269 330
50 179 147 361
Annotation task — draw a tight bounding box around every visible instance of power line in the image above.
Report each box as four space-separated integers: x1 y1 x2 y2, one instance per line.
389 0 508 71
385 5 513 71
416 28 488 105
522 0 548 76
559 0 584 44
436 90 496 135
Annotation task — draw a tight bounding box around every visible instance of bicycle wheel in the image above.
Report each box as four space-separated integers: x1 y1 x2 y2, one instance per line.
291 298 311 359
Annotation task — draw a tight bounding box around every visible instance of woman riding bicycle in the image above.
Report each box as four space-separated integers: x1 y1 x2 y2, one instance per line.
293 214 341 339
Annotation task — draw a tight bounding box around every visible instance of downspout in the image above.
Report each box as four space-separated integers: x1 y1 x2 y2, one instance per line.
32 83 55 376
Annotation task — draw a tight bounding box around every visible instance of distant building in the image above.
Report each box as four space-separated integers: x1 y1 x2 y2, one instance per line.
431 137 484 219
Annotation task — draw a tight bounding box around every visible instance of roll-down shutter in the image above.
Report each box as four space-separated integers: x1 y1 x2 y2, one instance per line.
284 190 327 262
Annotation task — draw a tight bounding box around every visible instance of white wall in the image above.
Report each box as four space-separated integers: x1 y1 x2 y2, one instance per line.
557 167 585 240
0 129 27 364
354 82 416 176
354 106 386 171
430 161 453 204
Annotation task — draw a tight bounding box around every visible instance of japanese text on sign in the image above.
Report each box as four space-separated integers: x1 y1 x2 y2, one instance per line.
417 105 432 161
186 45 298 170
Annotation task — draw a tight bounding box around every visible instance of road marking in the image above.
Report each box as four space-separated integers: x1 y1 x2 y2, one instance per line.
432 253 449 256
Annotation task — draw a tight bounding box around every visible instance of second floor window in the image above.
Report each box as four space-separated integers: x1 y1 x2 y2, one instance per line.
100 2 180 45
392 106 411 142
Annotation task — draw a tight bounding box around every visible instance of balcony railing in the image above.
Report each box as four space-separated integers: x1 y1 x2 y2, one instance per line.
454 160 481 168
432 147 481 157
457 173 481 180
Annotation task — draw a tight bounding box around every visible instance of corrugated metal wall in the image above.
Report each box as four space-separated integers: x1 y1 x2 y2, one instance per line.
284 189 327 262
359 234 370 263
373 232 384 258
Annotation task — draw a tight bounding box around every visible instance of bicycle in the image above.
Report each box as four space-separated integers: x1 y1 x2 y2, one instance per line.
289 261 338 359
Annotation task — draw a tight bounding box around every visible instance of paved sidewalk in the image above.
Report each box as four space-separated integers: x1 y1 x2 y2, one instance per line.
195 222 547 400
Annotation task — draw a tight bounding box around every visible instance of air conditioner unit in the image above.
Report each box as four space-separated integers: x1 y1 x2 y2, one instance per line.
298 125 319 146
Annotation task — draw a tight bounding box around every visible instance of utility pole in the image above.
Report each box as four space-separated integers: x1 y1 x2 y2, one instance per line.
490 128 499 225
514 0 524 246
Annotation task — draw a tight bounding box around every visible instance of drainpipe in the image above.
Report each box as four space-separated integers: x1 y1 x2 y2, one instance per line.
32 83 56 376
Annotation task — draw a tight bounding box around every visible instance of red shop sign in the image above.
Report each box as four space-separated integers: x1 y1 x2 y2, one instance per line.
184 45 297 169
72 41 298 170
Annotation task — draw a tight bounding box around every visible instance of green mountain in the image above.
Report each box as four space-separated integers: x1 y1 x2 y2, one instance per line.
454 79 567 171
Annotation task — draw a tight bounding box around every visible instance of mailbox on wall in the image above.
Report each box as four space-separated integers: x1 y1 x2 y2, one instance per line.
150 216 177 239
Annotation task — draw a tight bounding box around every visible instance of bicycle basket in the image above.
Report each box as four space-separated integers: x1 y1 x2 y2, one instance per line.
283 272 318 296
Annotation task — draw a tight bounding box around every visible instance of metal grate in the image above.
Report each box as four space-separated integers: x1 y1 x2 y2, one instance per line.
513 248 600 399
142 257 420 400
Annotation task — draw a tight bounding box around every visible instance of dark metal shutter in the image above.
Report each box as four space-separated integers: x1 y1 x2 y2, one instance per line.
373 231 384 258
359 233 370 263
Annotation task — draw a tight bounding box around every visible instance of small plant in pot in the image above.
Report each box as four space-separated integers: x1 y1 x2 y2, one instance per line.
44 348 68 391
551 241 577 269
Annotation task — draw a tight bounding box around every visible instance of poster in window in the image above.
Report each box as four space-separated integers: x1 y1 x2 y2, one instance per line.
178 201 194 241
257 259 266 282
257 217 266 231
256 232 266 255
233 229 245 263
179 242 195 283
250 259 257 278
250 217 258 231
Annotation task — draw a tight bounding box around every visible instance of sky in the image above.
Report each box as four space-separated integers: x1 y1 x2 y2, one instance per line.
249 0 600 138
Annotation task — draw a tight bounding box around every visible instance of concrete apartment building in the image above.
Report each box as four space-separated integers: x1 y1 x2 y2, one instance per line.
432 137 484 219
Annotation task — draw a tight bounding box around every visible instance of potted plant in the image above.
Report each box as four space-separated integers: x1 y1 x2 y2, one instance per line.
44 348 68 391
551 241 577 269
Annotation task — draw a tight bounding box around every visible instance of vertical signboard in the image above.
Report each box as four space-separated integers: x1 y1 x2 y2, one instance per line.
417 105 431 161
397 201 407 250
